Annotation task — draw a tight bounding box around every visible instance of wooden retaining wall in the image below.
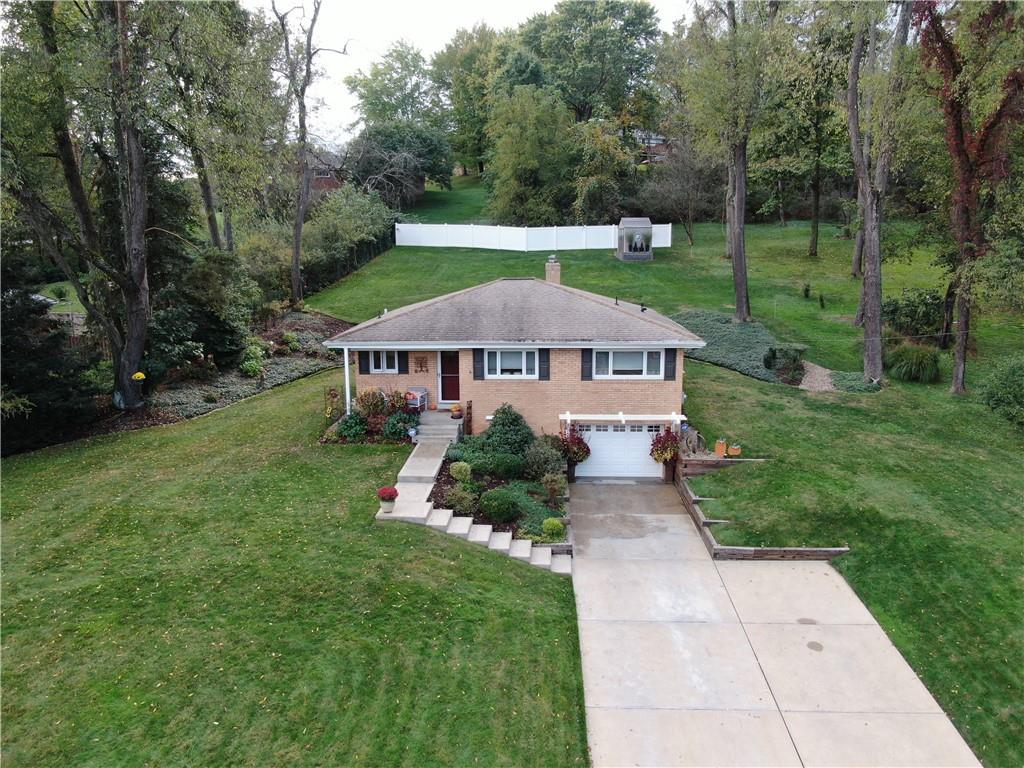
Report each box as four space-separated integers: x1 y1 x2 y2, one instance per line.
673 457 849 561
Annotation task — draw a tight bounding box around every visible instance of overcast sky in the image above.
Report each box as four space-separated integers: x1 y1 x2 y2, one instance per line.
243 0 693 147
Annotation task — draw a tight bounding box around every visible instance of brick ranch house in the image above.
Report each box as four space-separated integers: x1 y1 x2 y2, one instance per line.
323 257 706 478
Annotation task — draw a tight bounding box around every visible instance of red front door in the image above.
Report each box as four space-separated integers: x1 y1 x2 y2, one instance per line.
440 351 460 402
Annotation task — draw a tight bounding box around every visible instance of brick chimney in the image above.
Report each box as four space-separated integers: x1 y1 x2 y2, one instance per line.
545 254 561 285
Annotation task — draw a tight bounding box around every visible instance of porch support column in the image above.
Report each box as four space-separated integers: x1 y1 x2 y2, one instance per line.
343 347 352 415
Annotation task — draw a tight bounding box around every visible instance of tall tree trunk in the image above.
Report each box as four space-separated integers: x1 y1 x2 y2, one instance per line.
777 179 786 227
730 140 752 322
108 0 150 410
291 141 310 304
192 147 223 250
851 185 865 276
223 206 234 251
950 289 970 394
860 189 883 381
724 164 733 260
938 278 956 350
809 160 821 257
477 160 484 174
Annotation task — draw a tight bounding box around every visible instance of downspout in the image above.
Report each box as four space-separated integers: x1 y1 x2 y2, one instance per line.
343 346 352 415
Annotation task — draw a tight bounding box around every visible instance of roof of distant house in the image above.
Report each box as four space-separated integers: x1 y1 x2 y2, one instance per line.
323 278 705 349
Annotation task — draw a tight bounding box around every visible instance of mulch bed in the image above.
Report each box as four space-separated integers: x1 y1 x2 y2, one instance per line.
427 457 524 534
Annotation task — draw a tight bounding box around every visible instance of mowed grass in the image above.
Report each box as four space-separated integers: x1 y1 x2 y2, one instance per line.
38 280 86 314
309 178 1024 765
402 174 490 224
1 372 588 767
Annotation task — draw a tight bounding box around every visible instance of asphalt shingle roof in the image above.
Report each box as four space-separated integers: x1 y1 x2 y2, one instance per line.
324 278 704 347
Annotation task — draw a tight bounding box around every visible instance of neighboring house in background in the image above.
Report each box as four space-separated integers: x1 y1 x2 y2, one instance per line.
634 130 669 164
309 149 345 197
323 257 706 478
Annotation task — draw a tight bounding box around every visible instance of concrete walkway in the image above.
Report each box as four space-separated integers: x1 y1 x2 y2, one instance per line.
570 483 979 768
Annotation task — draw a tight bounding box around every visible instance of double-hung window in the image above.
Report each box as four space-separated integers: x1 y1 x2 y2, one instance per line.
593 349 663 379
485 349 537 379
370 350 399 373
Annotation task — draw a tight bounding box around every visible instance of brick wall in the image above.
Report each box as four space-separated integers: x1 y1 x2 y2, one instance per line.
356 352 438 405
352 348 686 433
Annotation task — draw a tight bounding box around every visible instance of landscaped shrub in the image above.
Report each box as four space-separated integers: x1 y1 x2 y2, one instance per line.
559 425 591 464
537 433 564 453
446 484 478 516
337 412 368 441
977 353 1024 430
650 429 680 464
239 358 264 378
541 517 566 540
473 452 525 480
381 411 418 441
355 389 406 417
450 461 472 483
524 442 563 480
484 404 535 454
885 343 941 383
882 288 944 340
281 331 301 352
763 344 806 384
366 413 387 434
830 371 882 393
541 472 567 504
355 389 388 416
480 488 521 523
239 336 268 378
504 481 562 536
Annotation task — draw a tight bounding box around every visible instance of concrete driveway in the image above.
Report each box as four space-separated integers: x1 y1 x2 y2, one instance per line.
570 482 979 768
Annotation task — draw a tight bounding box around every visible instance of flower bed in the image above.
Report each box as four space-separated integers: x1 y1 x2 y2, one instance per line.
427 405 570 542
320 389 420 445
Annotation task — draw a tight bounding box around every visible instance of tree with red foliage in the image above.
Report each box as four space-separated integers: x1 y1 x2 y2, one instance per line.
914 1 1024 394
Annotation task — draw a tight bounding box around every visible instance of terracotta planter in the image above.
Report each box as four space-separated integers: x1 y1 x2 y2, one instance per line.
727 444 742 457
379 500 395 513
715 438 728 457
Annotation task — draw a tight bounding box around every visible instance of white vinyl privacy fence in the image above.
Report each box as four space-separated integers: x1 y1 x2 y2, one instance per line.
395 223 672 251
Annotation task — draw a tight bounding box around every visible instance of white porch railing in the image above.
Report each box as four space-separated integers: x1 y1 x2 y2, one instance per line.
395 222 672 251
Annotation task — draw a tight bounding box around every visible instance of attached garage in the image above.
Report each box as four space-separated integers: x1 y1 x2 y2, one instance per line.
575 423 665 479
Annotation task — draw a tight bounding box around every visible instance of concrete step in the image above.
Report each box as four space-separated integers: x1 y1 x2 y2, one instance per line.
509 539 533 561
487 531 513 552
550 554 572 576
446 515 472 538
529 546 552 569
467 524 492 545
376 500 431 523
394 481 433 503
416 424 460 433
426 508 453 531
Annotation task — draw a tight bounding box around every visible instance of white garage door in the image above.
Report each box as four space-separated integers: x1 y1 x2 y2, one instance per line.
575 423 663 478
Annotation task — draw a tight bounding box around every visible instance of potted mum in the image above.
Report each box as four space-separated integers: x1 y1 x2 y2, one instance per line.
650 428 681 483
560 425 591 483
377 486 399 513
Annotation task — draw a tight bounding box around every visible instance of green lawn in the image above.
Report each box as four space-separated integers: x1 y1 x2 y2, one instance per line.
402 174 490 224
1 373 588 767
308 193 1023 765
38 280 86 314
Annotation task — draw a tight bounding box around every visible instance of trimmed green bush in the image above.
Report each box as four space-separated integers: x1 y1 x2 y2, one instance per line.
446 484 478 516
485 404 535 454
480 488 521 523
541 472 567 504
882 288 943 339
885 343 941 383
450 461 472 483
337 412 368 441
524 443 563 480
541 518 566 540
977 353 1024 430
239 358 264 378
381 411 418 441
473 452 525 480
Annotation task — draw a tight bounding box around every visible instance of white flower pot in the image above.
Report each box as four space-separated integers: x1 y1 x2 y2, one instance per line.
380 500 395 513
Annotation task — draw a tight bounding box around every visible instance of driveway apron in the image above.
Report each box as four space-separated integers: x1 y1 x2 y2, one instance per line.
570 482 979 768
